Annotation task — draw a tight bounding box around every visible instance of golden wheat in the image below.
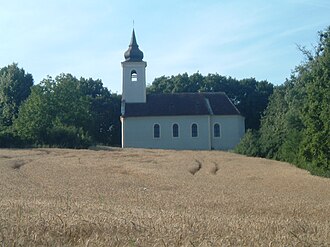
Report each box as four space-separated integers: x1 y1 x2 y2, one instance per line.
0 148 329 246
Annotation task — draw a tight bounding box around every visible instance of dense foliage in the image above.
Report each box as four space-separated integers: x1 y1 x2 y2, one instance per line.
0 63 33 128
0 72 121 148
235 27 330 177
148 73 273 130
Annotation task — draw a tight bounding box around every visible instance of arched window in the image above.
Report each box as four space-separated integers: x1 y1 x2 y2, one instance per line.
172 124 179 138
214 123 220 138
131 70 137 82
191 123 198 137
153 124 160 138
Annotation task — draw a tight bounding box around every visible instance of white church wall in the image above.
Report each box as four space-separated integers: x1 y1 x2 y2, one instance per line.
122 115 212 150
210 115 245 150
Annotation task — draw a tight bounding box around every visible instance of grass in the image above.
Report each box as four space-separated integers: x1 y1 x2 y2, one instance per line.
0 148 330 246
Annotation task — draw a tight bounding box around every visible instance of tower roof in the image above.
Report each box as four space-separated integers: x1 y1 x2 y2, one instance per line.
124 29 144 62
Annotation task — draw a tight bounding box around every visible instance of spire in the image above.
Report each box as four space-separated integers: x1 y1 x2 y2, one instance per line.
124 29 144 62
130 29 137 46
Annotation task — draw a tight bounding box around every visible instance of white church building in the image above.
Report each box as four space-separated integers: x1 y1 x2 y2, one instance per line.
120 30 245 150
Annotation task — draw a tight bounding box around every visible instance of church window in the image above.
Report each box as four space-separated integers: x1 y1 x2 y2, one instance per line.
214 123 221 138
191 123 198 137
131 70 137 82
153 124 160 138
172 124 179 138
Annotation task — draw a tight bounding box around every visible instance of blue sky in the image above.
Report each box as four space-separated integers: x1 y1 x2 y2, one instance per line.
0 0 329 93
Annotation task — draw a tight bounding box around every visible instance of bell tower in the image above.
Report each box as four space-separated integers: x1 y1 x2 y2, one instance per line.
121 29 147 104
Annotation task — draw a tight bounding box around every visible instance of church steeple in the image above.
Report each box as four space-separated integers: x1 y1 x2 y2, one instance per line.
124 29 144 62
121 29 147 104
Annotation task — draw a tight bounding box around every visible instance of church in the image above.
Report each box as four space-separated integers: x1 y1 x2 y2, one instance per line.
120 30 245 150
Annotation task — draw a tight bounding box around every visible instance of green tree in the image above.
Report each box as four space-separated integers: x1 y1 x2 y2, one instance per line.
236 26 330 177
0 63 33 127
51 74 91 130
257 85 288 159
234 129 260 156
14 84 53 143
15 74 92 147
256 77 306 160
15 73 121 147
235 78 273 130
79 77 121 145
301 27 330 172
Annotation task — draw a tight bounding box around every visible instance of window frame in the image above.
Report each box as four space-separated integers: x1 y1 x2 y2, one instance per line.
214 123 221 138
191 123 198 138
172 123 179 138
153 123 160 138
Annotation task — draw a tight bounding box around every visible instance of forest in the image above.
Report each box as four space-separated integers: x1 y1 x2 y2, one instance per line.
0 27 329 176
236 27 330 177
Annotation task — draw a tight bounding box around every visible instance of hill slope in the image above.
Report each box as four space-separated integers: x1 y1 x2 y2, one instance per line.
0 148 329 246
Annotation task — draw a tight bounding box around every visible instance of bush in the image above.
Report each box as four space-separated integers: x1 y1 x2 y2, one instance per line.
47 125 92 149
0 129 26 148
234 129 261 157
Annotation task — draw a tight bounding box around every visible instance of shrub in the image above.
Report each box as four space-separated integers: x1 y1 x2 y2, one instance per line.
0 129 26 148
234 129 261 157
47 125 92 149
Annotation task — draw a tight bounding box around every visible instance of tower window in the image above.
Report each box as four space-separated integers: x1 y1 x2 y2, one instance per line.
191 123 198 137
131 70 137 82
153 124 160 138
172 123 179 138
214 123 221 138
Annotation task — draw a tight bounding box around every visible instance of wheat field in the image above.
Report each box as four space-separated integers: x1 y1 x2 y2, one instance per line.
0 148 329 246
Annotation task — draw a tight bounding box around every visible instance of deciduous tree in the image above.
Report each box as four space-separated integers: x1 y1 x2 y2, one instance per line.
0 63 33 127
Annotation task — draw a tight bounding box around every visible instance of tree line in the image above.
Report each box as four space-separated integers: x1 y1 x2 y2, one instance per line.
0 68 121 148
1 27 328 177
235 27 330 177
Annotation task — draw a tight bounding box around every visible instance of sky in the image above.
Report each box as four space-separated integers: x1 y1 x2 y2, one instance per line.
0 0 329 93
